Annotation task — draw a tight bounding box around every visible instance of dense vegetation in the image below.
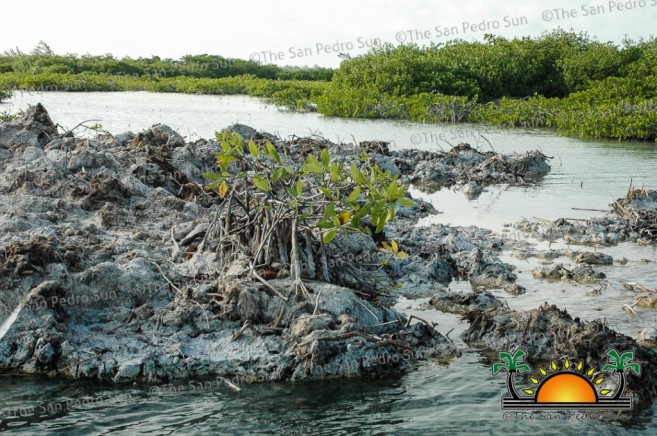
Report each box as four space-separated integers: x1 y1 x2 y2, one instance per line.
1 32 656 140
0 71 327 112
339 30 657 140
317 30 657 141
0 41 330 110
0 42 333 81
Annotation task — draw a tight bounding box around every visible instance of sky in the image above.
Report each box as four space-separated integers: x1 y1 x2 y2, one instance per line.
1 0 655 67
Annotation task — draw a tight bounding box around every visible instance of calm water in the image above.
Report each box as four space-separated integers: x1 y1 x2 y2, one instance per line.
2 92 657 435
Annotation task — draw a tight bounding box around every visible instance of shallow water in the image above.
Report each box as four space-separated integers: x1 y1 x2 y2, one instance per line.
2 91 657 434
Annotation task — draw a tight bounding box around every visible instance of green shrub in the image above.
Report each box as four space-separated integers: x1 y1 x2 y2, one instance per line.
0 87 10 102
202 131 412 296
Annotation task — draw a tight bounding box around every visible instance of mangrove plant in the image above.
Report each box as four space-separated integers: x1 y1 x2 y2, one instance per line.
202 131 413 299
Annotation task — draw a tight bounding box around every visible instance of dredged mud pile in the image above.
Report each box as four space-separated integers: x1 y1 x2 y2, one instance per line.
514 189 657 246
0 105 546 386
0 105 459 385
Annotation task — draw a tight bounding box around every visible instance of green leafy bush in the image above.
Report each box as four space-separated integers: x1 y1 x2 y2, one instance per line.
202 131 412 296
0 87 10 102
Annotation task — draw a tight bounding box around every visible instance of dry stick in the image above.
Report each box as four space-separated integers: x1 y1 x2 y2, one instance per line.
404 314 435 330
354 298 379 323
249 209 282 275
480 134 496 153
289 218 310 299
571 208 609 213
622 304 639 316
217 377 242 392
232 320 260 340
217 222 225 269
149 260 210 330
251 268 289 302
199 203 224 252
367 339 414 351
363 320 402 329
51 353 103 375
317 331 378 342
273 304 286 328
313 289 322 316
255 214 266 265
623 282 657 293
305 229 316 279
318 237 330 282
290 218 301 280
264 209 273 266
225 192 234 232
170 227 181 259
277 225 289 266
59 119 102 137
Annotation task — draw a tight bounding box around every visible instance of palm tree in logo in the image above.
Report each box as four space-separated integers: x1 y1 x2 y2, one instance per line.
492 349 532 399
601 349 641 400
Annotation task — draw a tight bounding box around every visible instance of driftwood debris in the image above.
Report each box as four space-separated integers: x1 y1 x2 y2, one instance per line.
612 189 657 241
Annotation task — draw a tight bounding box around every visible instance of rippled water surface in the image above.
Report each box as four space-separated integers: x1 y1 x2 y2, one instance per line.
2 92 657 434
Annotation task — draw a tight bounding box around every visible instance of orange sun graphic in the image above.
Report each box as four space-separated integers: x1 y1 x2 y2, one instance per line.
521 359 612 402
535 373 598 403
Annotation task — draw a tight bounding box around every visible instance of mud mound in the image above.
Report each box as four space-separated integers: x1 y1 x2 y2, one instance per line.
0 103 58 148
1 105 461 385
515 189 657 246
389 144 551 192
430 290 503 315
383 223 518 297
612 189 657 241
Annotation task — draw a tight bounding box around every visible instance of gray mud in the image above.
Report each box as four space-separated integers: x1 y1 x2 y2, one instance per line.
2 105 543 386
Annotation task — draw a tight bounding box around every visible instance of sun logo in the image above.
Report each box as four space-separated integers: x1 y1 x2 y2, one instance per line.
492 349 640 410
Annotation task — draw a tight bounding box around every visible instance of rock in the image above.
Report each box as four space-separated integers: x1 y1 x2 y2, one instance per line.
290 314 335 337
22 146 45 162
515 189 657 246
370 154 400 177
34 342 55 365
638 328 657 348
0 103 58 148
114 361 143 381
532 263 605 283
180 222 209 246
0 105 472 388
633 295 657 309
395 196 438 221
462 182 483 199
223 124 257 139
114 132 135 146
504 284 526 295
430 290 503 315
389 145 551 192
575 252 613 265
384 222 516 297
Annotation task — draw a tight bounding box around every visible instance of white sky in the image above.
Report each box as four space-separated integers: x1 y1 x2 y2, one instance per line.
1 0 655 67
